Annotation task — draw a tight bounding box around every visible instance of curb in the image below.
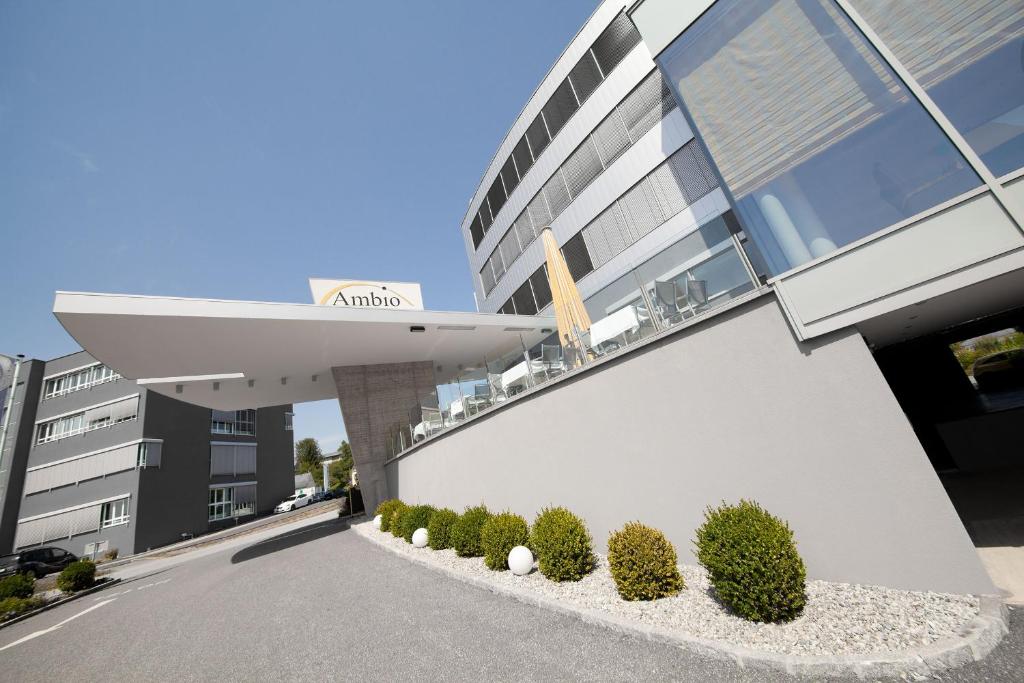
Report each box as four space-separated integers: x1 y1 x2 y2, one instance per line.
354 524 1007 679
0 578 123 630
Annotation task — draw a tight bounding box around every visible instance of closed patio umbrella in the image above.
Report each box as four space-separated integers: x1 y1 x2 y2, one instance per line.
541 227 592 367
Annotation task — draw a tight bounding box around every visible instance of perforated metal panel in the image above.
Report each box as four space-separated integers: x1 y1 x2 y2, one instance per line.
530 266 553 310
592 109 631 167
490 250 506 280
479 202 493 230
562 138 604 198
526 113 550 160
514 211 536 249
542 79 580 139
480 261 496 294
562 232 594 281
527 192 552 230
584 202 634 269
569 51 603 105
543 171 572 218
512 137 534 179
500 156 520 196
470 214 485 249
487 176 507 220
619 70 664 141
583 217 614 269
618 177 665 239
499 229 523 268
648 160 689 219
591 12 641 75
512 280 538 315
669 142 719 204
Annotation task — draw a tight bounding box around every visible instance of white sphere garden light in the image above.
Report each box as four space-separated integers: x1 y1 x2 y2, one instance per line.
508 545 534 575
412 528 429 548
373 514 382 530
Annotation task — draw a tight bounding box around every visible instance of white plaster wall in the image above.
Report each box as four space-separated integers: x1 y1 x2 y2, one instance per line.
387 294 995 595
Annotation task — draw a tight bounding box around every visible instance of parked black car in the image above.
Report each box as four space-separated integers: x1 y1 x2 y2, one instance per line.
0 547 78 578
309 491 327 504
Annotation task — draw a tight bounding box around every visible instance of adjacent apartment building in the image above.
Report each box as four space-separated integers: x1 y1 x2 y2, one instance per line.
0 351 294 556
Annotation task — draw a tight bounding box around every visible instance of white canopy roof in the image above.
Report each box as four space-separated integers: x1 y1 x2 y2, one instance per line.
53 291 556 410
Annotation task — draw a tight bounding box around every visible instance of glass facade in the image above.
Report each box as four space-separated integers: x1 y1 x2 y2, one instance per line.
657 0 984 275
849 0 1024 178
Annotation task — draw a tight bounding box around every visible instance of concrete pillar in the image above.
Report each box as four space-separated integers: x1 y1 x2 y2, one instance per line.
332 361 436 516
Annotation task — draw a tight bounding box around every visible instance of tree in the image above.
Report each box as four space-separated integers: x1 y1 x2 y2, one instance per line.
295 438 322 482
327 441 354 489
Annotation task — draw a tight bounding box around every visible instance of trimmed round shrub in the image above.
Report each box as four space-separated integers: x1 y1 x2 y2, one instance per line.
695 500 806 623
529 507 594 582
427 508 459 550
0 573 34 600
607 522 684 601
481 512 530 571
375 499 405 533
57 559 96 593
450 505 491 557
399 505 436 544
390 503 409 539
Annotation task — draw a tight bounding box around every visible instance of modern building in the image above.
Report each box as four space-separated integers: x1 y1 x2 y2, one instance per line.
51 0 1024 598
0 350 295 556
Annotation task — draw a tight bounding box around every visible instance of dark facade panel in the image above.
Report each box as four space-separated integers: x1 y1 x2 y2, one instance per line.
487 176 507 220
525 112 551 160
542 79 580 139
562 232 595 281
530 266 553 311
569 51 604 105
512 137 534 180
512 280 538 315
591 12 641 76
470 214 485 249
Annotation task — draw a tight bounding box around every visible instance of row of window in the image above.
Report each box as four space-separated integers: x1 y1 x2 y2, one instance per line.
481 68 678 297
43 363 119 400
497 139 721 315
24 440 161 495
35 395 140 444
209 484 256 521
210 409 256 436
469 12 642 250
14 494 131 549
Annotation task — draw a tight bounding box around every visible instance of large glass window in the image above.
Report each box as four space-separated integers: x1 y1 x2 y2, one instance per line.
850 0 1024 178
100 498 130 528
209 487 233 521
658 0 982 275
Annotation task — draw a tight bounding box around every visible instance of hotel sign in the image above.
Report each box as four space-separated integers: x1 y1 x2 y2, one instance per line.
309 278 424 311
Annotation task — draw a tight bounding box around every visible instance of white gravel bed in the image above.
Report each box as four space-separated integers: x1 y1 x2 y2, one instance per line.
356 521 980 658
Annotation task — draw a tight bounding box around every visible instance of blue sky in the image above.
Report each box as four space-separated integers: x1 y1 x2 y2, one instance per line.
0 0 597 453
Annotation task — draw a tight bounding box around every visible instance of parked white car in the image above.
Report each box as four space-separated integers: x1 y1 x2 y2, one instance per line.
274 492 311 513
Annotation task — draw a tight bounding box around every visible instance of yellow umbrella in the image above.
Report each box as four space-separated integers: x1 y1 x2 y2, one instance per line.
541 227 592 367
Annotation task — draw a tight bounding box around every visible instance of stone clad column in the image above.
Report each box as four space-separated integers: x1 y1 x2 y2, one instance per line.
332 361 436 516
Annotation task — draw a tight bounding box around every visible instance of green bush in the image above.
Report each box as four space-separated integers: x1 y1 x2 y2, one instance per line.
450 505 491 557
427 508 459 550
399 505 436 543
57 559 96 593
529 507 594 582
607 522 684 601
390 503 409 539
0 596 42 622
695 500 806 623
481 512 530 570
0 573 34 600
375 499 405 533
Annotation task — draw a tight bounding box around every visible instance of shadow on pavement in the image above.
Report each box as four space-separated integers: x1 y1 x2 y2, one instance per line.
230 518 349 564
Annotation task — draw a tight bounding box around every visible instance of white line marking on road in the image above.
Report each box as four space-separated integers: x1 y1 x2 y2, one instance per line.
94 578 172 600
0 599 116 652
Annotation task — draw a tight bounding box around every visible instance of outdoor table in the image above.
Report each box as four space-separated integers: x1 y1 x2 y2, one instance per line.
589 305 641 350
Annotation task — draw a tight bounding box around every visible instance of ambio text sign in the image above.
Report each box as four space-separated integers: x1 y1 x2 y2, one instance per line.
309 278 424 311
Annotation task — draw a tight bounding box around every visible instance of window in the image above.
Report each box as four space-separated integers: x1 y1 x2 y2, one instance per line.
209 409 256 435
210 443 257 476
209 487 233 521
284 412 293 431
100 498 130 528
481 69 680 296
590 11 642 75
43 363 120 400
35 395 139 444
209 484 256 521
24 439 159 494
850 0 1024 178
657 0 982 275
